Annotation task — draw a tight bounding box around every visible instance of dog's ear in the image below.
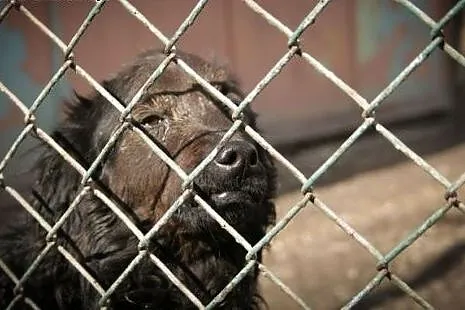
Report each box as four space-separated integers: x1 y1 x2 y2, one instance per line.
32 93 99 219
32 139 83 219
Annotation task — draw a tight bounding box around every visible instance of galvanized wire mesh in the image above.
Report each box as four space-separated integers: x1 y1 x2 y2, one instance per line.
1 0 465 309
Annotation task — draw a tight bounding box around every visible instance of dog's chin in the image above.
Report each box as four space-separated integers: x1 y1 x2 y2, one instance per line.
172 190 265 235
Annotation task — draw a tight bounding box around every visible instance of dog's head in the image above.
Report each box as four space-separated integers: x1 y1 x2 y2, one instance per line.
29 50 276 309
85 51 277 239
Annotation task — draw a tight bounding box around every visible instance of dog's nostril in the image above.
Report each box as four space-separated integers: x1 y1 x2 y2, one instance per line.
216 148 239 166
249 148 258 167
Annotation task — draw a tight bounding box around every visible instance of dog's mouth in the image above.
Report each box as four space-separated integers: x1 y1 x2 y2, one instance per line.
172 178 271 231
210 191 256 207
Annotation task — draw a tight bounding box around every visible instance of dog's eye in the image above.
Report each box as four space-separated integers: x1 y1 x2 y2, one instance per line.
141 114 162 123
140 114 163 129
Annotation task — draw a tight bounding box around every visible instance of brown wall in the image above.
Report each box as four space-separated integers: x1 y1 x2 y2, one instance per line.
0 0 456 147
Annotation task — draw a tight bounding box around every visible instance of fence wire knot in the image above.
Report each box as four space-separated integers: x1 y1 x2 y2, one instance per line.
1 0 465 309
445 190 460 207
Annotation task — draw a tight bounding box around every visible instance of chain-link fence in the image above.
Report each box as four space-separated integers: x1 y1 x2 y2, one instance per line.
1 0 465 309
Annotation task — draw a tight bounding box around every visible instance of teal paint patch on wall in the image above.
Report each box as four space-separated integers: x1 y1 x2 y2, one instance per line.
48 2 72 111
0 3 72 159
355 0 448 105
356 0 430 65
0 23 42 121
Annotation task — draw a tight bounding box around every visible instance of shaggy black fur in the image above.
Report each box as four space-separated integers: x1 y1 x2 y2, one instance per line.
0 50 276 309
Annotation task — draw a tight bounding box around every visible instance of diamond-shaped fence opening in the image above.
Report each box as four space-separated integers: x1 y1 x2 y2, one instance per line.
1 0 465 309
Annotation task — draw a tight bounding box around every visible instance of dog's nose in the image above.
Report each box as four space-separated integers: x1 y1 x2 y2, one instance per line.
214 140 259 175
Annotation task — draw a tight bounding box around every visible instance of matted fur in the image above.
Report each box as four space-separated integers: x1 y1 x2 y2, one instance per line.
0 50 276 310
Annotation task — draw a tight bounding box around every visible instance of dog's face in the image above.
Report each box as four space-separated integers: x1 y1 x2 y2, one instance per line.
95 52 276 238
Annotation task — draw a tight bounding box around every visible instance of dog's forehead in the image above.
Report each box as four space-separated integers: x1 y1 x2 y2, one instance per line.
142 90 228 121
143 52 230 92
107 51 232 104
108 51 240 125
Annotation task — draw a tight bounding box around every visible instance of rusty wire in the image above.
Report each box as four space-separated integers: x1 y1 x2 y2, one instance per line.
1 0 465 309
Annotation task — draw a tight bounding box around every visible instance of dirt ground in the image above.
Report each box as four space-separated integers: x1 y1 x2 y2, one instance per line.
260 142 465 309
1 122 464 309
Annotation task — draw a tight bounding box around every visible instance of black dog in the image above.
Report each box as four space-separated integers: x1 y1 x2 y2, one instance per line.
0 50 276 309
